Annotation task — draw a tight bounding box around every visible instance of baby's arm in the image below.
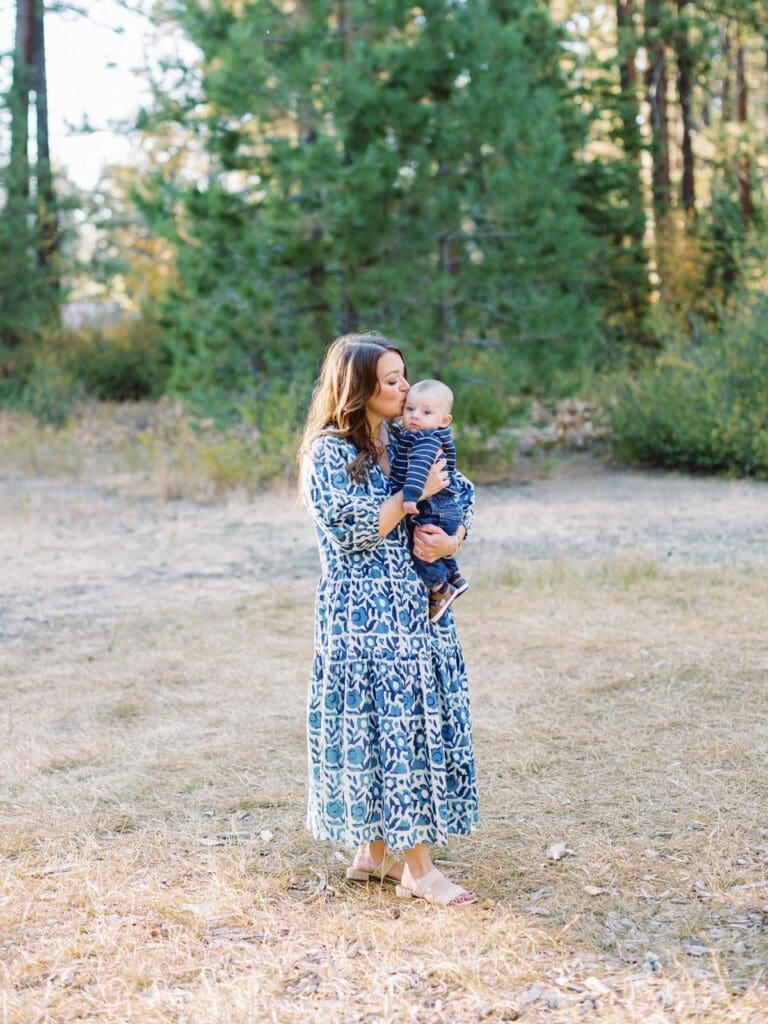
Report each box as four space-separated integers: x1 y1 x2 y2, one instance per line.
403 431 442 513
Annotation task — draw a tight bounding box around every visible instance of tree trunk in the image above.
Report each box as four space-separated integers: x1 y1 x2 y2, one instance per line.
721 21 732 121
644 0 671 219
3 1 35 344
33 0 59 295
616 0 645 225
674 1 695 213
8 1 34 230
337 0 350 57
614 0 649 324
736 30 752 218
616 0 642 160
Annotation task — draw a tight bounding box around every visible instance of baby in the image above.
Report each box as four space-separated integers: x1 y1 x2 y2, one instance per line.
390 379 470 622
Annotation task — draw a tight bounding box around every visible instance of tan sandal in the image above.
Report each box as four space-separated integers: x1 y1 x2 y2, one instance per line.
395 867 477 906
345 853 401 885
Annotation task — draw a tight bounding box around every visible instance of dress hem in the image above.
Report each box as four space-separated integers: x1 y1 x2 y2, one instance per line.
307 813 480 853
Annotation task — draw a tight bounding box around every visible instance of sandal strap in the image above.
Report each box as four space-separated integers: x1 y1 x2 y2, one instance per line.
412 867 443 896
373 854 400 881
412 867 471 905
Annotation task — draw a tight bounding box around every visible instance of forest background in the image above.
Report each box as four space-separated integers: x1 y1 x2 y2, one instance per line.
1 0 768 484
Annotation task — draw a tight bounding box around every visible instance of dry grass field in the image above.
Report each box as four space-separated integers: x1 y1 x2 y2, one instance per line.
2 414 767 1024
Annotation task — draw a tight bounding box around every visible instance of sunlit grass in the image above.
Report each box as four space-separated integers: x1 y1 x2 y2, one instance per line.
2 544 767 1022
0 401 299 499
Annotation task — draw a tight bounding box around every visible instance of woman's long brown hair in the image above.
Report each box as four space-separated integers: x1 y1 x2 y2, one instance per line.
298 333 406 482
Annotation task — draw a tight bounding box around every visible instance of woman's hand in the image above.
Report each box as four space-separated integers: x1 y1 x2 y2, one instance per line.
413 523 464 563
421 455 450 499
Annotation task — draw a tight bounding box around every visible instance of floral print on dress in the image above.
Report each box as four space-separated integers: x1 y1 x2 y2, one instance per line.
300 426 479 851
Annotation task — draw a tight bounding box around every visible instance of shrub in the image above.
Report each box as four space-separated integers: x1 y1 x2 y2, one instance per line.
133 386 305 495
63 320 171 401
19 356 85 426
611 294 768 477
1 318 171 425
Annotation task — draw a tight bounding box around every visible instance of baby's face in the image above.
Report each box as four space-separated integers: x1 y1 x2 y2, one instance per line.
402 389 452 432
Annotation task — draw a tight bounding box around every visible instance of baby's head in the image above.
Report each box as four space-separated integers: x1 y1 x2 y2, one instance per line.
402 379 454 432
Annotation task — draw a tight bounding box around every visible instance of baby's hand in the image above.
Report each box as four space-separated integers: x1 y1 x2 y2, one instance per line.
403 500 419 515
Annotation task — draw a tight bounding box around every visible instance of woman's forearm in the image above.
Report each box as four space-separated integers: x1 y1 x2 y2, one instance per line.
378 490 408 537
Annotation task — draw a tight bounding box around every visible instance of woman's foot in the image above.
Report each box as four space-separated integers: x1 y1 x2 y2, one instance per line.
348 840 403 883
398 863 475 905
400 848 476 905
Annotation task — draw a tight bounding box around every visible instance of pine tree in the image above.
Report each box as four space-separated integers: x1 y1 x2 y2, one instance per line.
137 0 601 406
552 0 652 348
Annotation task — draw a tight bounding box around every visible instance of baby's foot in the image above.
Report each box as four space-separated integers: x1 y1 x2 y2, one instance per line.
428 581 459 623
448 573 469 595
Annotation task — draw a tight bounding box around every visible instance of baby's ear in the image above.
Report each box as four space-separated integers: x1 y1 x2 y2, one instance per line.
442 413 453 426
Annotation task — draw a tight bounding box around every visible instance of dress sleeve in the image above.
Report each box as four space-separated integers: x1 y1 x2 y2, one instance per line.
301 436 384 553
387 421 405 495
452 469 475 537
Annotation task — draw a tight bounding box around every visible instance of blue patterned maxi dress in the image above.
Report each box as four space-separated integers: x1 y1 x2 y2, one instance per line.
301 426 479 851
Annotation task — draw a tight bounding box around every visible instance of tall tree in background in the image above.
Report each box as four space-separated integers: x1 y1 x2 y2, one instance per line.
138 0 601 404
643 0 672 221
551 0 767 336
32 0 58 283
554 0 652 347
735 23 753 217
609 0 651 338
1 0 59 347
673 1 695 214
3 0 35 345
615 0 643 180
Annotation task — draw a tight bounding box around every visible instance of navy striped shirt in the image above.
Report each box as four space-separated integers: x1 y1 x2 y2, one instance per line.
390 426 457 504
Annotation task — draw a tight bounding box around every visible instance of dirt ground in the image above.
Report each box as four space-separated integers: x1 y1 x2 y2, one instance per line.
3 458 767 642
1 456 767 1024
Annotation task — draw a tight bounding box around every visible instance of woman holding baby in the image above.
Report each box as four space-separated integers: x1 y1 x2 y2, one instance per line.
298 332 479 907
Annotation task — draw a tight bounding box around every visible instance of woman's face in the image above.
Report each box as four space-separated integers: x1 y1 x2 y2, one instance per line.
366 350 409 423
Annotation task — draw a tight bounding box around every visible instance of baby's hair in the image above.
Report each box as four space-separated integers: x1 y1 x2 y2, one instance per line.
408 379 454 411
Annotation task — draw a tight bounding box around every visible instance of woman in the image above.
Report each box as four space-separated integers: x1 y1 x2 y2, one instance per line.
299 333 479 906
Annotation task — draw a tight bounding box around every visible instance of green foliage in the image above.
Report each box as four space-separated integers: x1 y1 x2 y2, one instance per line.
0 196 43 348
62 322 171 402
236 379 311 464
1 319 170 425
0 148 65 347
133 423 289 494
133 384 307 492
453 425 518 482
18 354 85 427
565 46 652 351
699 190 762 313
644 199 765 339
6 0 765 478
137 0 602 415
577 159 651 344
611 294 768 477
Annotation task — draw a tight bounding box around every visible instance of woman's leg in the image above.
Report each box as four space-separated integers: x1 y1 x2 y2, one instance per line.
350 839 403 881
